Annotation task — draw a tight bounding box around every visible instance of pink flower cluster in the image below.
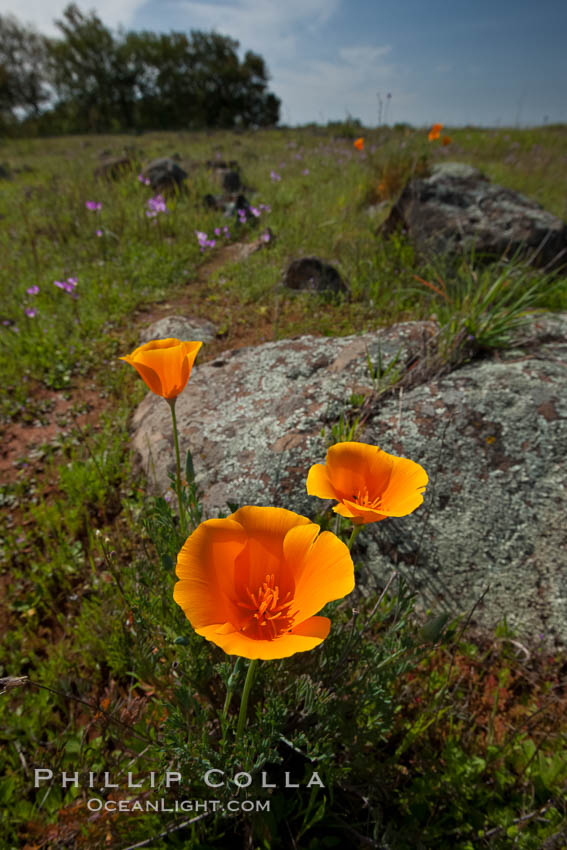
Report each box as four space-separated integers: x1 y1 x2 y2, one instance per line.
146 195 168 217
85 201 102 211
237 205 261 224
54 276 78 294
138 173 151 186
270 170 282 182
195 225 233 251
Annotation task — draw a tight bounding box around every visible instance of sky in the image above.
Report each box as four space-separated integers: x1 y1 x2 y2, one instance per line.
2 0 567 128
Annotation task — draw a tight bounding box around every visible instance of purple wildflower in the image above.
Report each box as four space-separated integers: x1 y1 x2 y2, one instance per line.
302 168 310 176
54 277 78 294
214 227 221 236
195 230 216 251
261 230 271 243
146 195 168 217
96 229 103 237
249 206 261 217
270 171 281 182
85 201 102 211
27 285 40 295
25 307 36 318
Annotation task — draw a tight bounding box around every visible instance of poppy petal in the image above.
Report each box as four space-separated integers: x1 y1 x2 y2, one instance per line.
231 506 311 595
174 518 248 627
381 457 428 514
291 530 354 622
305 463 339 500
326 442 391 498
196 616 330 659
122 359 163 395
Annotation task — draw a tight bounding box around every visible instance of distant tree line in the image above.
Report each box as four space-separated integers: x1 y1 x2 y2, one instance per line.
0 3 280 134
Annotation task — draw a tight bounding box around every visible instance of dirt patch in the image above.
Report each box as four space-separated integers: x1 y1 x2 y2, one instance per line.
0 384 104 485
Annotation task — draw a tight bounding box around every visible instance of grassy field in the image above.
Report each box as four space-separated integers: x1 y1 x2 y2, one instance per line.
1 124 566 849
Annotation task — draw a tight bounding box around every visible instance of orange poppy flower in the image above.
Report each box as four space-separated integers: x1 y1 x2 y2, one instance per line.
173 506 354 660
353 137 364 151
428 123 443 141
119 338 202 399
441 135 451 146
306 441 428 525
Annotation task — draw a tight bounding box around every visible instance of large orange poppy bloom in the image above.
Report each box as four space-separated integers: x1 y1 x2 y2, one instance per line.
428 123 443 141
353 137 364 151
119 338 202 399
173 506 354 660
306 442 428 525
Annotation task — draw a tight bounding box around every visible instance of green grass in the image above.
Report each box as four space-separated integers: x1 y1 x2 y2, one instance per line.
0 125 566 849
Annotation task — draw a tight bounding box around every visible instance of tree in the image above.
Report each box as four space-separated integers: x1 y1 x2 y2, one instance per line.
47 4 122 131
0 14 50 125
1 4 280 133
185 33 280 128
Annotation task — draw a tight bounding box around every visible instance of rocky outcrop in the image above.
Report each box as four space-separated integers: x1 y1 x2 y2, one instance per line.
128 313 567 648
381 162 567 270
142 158 188 194
283 257 349 297
138 316 217 346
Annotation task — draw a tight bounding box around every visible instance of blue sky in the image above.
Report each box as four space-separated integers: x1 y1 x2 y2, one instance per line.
2 0 566 127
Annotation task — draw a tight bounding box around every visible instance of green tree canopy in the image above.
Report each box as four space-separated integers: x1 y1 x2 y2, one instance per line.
2 3 280 134
0 14 50 125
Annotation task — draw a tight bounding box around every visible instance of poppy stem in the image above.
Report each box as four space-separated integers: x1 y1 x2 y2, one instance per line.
346 525 362 551
236 659 258 740
222 657 243 720
167 398 186 537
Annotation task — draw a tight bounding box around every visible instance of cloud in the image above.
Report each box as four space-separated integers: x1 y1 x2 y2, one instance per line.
0 0 143 35
136 0 341 62
275 45 399 125
338 45 392 65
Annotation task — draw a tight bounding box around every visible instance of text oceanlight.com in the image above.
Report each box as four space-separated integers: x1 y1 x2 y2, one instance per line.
33 768 326 814
86 798 270 813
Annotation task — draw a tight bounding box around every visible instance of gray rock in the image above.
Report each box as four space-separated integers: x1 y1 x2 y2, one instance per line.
138 316 217 346
222 170 242 192
142 158 188 194
283 257 349 298
128 314 567 648
381 162 567 270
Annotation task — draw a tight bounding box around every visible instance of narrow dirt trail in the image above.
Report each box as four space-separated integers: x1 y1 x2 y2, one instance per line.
0 238 279 484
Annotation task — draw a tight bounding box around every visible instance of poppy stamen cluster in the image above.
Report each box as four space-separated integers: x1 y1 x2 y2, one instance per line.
353 486 383 511
237 574 295 639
